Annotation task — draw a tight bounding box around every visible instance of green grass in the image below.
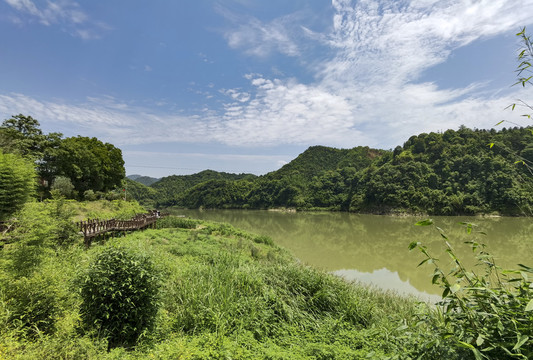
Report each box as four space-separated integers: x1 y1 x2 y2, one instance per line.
66 199 147 222
0 208 465 359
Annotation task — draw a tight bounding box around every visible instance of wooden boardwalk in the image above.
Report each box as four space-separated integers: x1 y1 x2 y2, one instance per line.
78 210 166 247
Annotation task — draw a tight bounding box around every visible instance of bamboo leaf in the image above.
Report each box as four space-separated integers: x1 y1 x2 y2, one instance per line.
415 219 433 226
512 335 529 350
408 241 419 250
525 299 533 312
417 258 430 267
475 334 484 347
450 283 461 294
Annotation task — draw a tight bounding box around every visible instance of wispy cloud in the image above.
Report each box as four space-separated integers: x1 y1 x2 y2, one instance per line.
4 0 108 39
0 93 204 145
2 0 533 151
214 0 533 147
220 7 303 57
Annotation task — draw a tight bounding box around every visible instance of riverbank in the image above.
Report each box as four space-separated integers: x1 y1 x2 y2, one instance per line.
2 200 531 359
0 203 466 359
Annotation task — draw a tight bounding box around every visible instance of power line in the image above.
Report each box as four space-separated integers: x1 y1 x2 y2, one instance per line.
126 164 255 174
127 164 202 171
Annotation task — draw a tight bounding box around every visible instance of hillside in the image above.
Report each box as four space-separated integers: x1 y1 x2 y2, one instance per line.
127 174 160 186
143 126 533 215
265 145 383 182
124 178 159 207
150 169 257 204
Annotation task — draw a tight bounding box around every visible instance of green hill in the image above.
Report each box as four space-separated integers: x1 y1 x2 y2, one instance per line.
127 174 160 186
147 127 533 215
266 145 383 182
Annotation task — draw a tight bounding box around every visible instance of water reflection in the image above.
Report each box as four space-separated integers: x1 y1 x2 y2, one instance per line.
334 268 441 303
173 209 533 298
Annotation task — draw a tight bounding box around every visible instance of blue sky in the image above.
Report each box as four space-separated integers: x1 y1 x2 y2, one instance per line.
1 0 533 178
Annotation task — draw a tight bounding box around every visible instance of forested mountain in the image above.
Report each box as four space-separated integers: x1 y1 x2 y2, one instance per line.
140 126 533 215
124 178 159 208
143 170 256 206
265 145 384 183
127 174 160 186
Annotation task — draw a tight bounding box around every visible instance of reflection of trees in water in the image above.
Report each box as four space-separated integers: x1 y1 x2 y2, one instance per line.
175 209 533 295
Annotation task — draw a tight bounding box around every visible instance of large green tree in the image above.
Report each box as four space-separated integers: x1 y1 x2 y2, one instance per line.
55 136 125 194
0 114 63 192
0 114 62 160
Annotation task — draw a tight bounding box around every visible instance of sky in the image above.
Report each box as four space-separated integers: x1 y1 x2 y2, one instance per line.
1 0 533 178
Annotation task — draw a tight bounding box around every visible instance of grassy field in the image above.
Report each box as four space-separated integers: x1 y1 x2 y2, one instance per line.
0 201 472 359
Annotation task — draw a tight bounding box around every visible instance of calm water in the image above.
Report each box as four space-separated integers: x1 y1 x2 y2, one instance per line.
173 209 533 301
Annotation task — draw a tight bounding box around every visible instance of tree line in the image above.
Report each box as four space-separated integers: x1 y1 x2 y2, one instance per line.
130 126 533 216
0 114 125 220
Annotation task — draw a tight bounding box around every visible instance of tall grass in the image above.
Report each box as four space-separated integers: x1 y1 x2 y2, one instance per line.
0 212 461 359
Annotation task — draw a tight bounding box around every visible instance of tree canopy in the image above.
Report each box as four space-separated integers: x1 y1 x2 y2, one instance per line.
131 127 533 216
1 114 126 200
55 136 125 194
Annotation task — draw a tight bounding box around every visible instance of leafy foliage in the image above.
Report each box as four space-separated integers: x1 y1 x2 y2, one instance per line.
1 115 127 199
411 220 533 359
51 176 76 199
0 150 36 221
78 247 161 348
141 128 533 215
0 114 62 160
55 136 125 195
126 174 160 186
3 272 62 336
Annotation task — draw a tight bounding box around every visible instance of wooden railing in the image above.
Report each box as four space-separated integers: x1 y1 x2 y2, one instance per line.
77 210 167 247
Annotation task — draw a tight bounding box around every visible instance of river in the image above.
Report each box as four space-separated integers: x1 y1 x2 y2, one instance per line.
172 209 533 302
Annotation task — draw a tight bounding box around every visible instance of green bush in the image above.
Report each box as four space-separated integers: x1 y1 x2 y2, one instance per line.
411 220 533 359
50 176 76 199
83 189 97 201
7 199 79 250
3 273 61 336
157 216 201 229
0 150 36 221
78 247 161 348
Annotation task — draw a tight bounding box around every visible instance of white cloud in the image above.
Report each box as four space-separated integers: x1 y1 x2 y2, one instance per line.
213 0 533 148
222 89 250 103
221 9 302 57
4 0 107 39
2 0 533 152
0 93 207 145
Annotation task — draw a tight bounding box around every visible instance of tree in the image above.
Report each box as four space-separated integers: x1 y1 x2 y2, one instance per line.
0 114 63 196
0 150 36 220
55 136 125 194
0 114 62 160
50 176 75 198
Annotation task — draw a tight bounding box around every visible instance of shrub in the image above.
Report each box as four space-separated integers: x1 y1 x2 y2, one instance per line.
411 220 533 360
50 176 75 199
78 247 160 348
83 189 97 201
4 273 61 336
0 150 36 221
157 216 201 229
